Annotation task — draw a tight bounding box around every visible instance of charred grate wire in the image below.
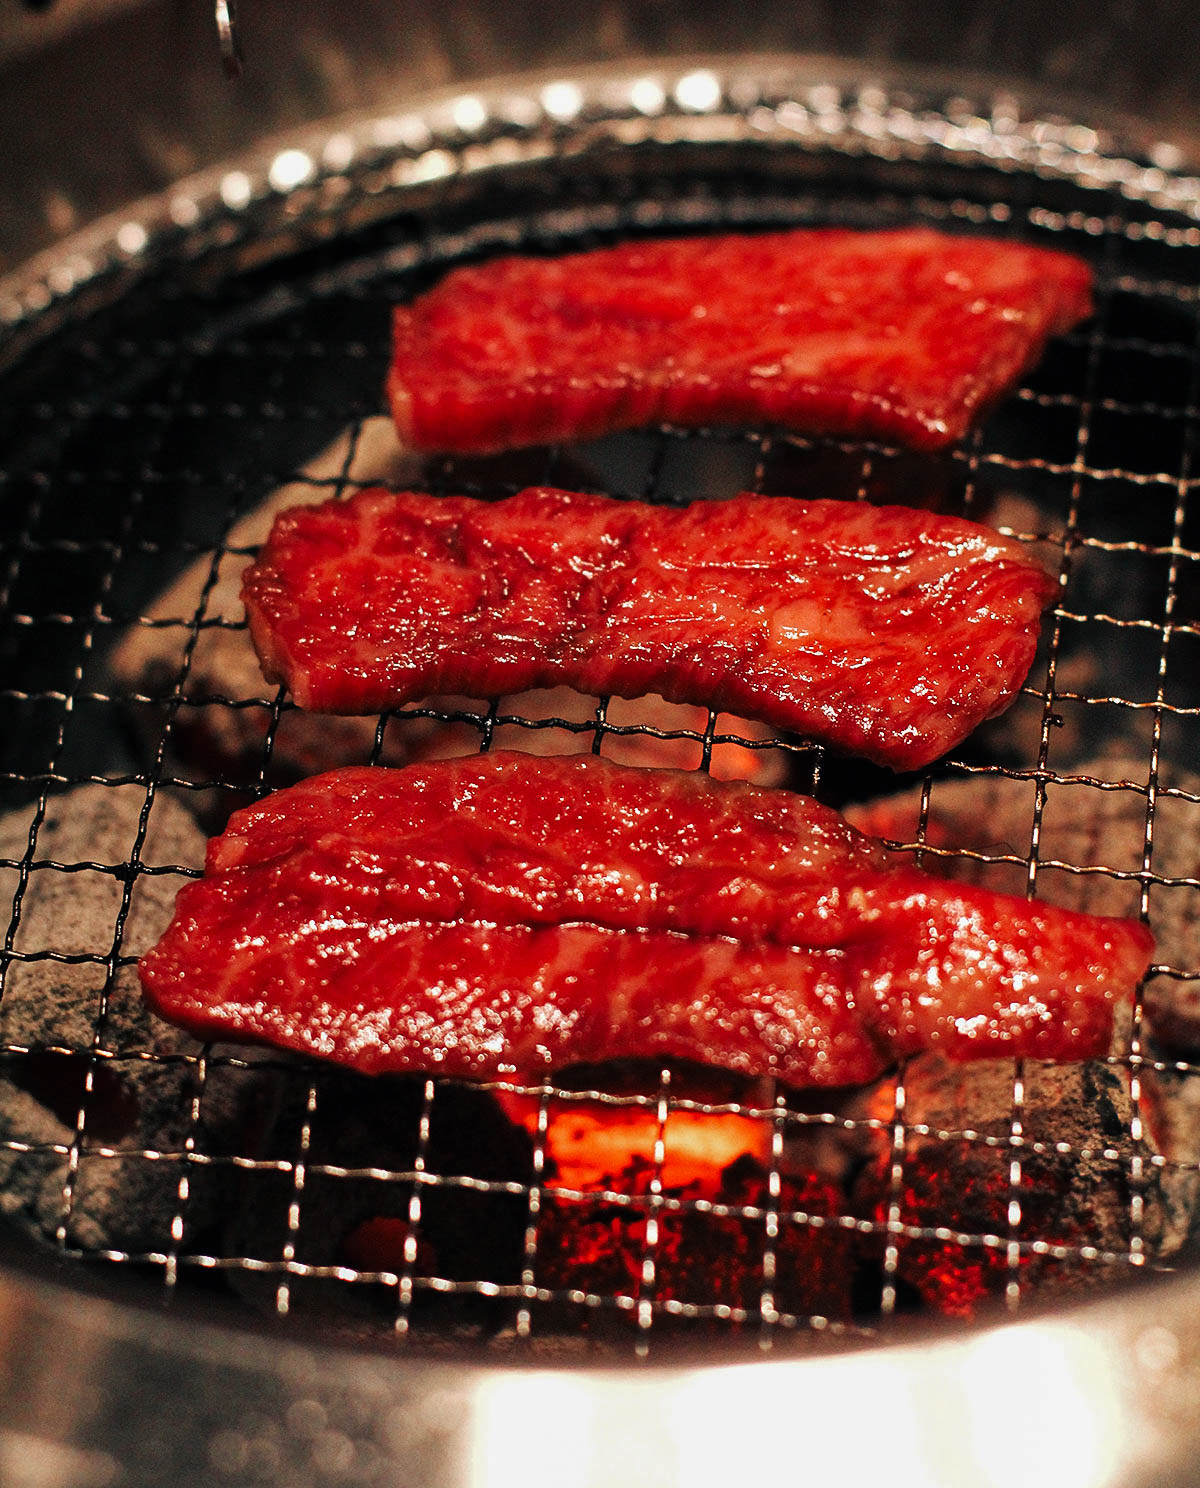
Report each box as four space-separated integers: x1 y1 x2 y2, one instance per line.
0 84 1199 1353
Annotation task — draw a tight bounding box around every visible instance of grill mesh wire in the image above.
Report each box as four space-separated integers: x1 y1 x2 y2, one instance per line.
1 79 1200 1351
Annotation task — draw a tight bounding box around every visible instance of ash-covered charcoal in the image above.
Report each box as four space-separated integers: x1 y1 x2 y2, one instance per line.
0 784 249 1255
1140 1068 1200 1265
848 1055 1155 1318
107 418 784 800
0 785 200 1051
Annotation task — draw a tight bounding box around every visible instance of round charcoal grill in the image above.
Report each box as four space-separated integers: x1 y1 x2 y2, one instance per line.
4 58 1200 1486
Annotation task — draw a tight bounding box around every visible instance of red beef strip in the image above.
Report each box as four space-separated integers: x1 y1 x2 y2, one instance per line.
139 753 1153 1087
387 227 1092 453
241 487 1056 773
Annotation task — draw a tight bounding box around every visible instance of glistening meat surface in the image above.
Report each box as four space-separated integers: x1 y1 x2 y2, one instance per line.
386 227 1093 452
138 754 1154 1087
242 488 1056 772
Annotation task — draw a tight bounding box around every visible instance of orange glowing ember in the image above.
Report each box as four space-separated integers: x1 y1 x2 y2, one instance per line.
495 1092 770 1197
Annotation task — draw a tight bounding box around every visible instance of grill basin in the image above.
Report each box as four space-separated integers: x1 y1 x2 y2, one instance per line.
0 66 1199 1386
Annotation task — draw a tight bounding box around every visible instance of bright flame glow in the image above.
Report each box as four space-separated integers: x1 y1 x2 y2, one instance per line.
495 1093 767 1193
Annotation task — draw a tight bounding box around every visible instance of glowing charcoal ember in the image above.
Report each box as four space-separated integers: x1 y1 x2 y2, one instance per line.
339 1217 437 1278
139 753 1154 1086
326 1110 854 1322
533 1167 851 1319
0 785 250 1256
242 487 1057 772
387 227 1092 453
484 689 786 787
493 1090 851 1318
494 1091 771 1196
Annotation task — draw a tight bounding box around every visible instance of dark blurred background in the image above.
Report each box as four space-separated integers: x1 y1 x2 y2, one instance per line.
2 0 1200 275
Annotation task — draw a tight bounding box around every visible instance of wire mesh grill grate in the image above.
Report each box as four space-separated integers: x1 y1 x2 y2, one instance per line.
0 77 1199 1353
